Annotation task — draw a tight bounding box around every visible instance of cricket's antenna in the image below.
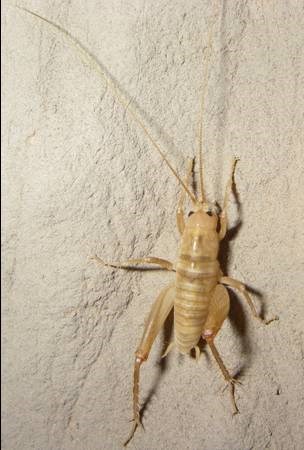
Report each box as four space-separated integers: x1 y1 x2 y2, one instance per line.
197 2 219 203
17 6 196 204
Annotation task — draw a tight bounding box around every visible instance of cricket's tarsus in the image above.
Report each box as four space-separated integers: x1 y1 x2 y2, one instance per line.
18 4 278 446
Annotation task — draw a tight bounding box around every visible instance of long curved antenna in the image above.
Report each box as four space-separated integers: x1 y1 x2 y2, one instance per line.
197 3 219 203
17 6 197 204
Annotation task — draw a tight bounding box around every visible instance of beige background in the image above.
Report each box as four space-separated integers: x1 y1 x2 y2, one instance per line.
2 1 304 449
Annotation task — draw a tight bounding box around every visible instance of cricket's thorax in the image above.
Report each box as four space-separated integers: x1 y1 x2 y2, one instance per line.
174 210 221 353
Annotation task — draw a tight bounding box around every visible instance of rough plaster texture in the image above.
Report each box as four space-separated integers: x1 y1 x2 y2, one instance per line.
2 1 304 449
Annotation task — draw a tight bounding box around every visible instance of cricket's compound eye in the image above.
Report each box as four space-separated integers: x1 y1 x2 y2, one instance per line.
188 211 194 217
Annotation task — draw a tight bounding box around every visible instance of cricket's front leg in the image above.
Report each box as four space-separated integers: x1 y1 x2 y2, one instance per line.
219 157 239 240
92 255 174 271
176 158 194 235
124 284 175 446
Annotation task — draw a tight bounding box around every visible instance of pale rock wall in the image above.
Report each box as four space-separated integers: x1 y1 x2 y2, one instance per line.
2 1 304 449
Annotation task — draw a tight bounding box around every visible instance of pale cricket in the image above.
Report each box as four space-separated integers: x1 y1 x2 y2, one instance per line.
18 5 278 446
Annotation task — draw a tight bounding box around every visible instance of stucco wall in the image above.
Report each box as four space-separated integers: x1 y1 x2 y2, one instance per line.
3 1 304 449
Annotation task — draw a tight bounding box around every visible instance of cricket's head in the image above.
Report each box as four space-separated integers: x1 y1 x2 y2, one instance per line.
187 201 219 230
181 201 220 259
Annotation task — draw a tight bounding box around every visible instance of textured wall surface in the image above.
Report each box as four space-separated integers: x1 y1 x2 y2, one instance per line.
3 1 304 449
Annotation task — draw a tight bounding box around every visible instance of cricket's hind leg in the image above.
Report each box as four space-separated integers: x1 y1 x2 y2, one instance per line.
202 284 240 414
124 284 175 446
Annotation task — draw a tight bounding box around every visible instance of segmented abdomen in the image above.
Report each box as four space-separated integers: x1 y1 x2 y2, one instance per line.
174 255 219 354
